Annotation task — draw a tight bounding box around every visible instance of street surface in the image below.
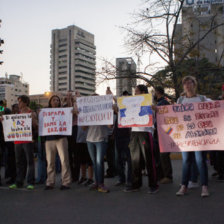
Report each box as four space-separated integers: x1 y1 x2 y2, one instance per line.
0 160 223 224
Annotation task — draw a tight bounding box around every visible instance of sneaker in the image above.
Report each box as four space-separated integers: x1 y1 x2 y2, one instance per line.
84 179 94 187
176 185 187 196
201 186 209 197
27 185 34 190
78 177 87 185
123 186 140 193
98 184 110 193
114 181 125 187
60 185 70 190
9 184 18 189
148 186 159 194
188 181 199 189
160 178 173 184
44 185 54 190
89 183 98 191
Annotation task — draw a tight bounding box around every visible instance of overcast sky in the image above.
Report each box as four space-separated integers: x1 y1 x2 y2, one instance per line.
0 0 152 95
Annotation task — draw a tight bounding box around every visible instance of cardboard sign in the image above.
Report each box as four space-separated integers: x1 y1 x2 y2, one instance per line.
2 113 32 141
39 107 73 136
77 95 113 126
117 94 153 128
157 101 224 152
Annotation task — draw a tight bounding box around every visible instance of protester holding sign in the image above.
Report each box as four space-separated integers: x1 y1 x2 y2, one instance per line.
80 91 113 193
124 85 158 194
9 95 38 190
44 95 71 190
176 76 209 197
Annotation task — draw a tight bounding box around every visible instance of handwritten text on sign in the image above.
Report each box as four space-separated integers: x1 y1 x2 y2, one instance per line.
39 108 73 136
117 94 153 128
157 101 224 152
2 113 32 141
77 95 113 126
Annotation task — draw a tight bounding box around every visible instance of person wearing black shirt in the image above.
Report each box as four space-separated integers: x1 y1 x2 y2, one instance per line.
154 86 173 184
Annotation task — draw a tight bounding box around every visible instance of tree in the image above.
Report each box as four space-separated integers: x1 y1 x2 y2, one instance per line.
151 58 224 99
29 101 42 111
98 0 224 99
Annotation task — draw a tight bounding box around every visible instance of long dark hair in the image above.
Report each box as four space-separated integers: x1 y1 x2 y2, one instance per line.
48 95 61 108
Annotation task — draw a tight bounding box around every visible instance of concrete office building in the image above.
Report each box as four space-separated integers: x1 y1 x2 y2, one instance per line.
175 0 224 65
0 74 29 108
50 25 96 96
116 57 136 96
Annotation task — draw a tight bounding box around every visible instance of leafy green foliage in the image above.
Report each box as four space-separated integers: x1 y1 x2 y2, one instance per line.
151 58 224 100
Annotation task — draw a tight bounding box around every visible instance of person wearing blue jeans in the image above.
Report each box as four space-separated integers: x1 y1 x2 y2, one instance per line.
87 141 107 187
86 124 110 193
181 151 208 187
176 76 209 197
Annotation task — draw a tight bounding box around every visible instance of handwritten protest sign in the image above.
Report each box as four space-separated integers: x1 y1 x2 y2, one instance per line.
39 108 73 136
77 95 113 126
2 113 32 141
157 101 224 152
117 94 153 128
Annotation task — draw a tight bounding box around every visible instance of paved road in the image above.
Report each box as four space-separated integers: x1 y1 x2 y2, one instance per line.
0 160 223 224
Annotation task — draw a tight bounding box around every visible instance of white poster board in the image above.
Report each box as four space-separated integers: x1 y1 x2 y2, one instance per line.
2 113 32 142
39 107 73 136
77 95 113 126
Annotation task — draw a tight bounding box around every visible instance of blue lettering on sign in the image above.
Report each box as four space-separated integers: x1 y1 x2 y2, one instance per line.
186 0 194 5
173 104 194 113
185 0 224 5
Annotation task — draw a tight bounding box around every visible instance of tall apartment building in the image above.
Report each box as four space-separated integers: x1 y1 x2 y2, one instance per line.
116 57 136 96
50 25 96 96
0 74 29 108
175 0 224 65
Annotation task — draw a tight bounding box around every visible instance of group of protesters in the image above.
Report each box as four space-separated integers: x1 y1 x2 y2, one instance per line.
0 75 224 197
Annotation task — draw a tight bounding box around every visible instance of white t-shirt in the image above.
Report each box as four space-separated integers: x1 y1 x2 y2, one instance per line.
86 125 109 143
177 95 210 104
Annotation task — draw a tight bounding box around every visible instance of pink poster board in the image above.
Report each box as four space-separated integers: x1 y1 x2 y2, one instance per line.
157 101 224 152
